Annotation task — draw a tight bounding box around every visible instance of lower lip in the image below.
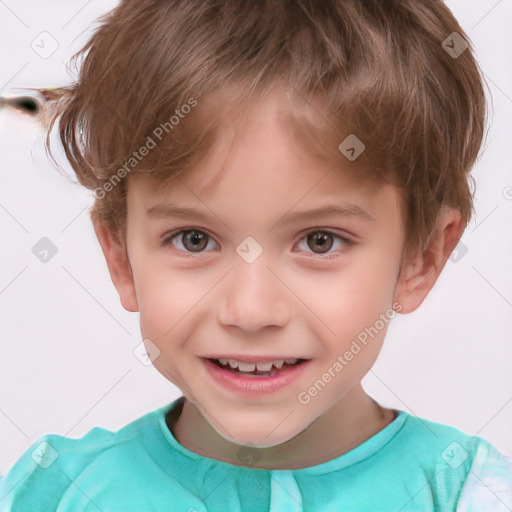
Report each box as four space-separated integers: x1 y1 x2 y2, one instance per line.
202 358 311 396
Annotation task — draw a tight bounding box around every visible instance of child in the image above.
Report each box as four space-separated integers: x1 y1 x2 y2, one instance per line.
1 0 511 510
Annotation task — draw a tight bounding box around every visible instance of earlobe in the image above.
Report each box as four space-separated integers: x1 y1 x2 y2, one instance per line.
93 221 139 313
393 207 465 314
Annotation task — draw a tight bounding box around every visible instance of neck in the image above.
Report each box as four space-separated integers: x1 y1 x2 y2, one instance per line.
167 386 397 470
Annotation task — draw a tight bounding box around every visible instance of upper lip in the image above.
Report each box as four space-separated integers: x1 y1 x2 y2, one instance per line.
203 355 310 363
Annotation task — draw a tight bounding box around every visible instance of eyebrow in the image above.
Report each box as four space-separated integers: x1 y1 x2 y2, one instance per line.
145 202 376 225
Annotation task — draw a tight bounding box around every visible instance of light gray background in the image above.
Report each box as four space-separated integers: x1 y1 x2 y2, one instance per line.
1 0 511 475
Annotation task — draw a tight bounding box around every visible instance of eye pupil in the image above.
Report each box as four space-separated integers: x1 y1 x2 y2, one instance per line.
308 231 333 254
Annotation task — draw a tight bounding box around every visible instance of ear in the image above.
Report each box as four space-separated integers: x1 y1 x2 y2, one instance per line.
93 220 139 313
393 207 465 314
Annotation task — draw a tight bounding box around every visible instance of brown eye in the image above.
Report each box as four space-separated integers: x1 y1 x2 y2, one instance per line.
181 231 208 252
295 229 353 259
163 229 217 254
306 231 334 254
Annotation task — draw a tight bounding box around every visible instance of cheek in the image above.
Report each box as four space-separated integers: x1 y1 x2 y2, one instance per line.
299 249 398 367
134 261 198 338
312 257 396 327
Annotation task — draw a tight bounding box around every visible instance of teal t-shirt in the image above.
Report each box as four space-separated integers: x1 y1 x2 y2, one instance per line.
1 396 511 511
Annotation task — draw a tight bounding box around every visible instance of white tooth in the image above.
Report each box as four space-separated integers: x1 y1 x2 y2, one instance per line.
222 359 295 371
255 361 273 371
237 362 256 372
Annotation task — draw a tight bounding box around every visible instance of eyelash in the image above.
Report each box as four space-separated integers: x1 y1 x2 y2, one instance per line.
161 228 354 260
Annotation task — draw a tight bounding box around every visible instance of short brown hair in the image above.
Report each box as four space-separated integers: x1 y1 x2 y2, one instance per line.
39 0 488 256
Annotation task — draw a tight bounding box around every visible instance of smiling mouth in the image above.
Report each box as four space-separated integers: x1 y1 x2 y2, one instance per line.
207 358 308 376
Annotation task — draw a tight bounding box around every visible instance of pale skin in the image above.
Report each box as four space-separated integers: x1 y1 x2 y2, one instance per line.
94 87 465 470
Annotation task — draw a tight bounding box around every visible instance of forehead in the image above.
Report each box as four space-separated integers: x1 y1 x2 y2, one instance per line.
126 86 402 222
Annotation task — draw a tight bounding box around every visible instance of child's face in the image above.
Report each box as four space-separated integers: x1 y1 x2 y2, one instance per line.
119 89 408 447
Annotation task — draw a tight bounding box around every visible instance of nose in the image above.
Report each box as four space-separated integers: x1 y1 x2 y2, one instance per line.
217 251 292 333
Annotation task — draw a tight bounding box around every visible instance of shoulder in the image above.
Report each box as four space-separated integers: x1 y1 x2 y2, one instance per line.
396 412 512 509
455 440 512 511
0 407 161 511
397 412 501 460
